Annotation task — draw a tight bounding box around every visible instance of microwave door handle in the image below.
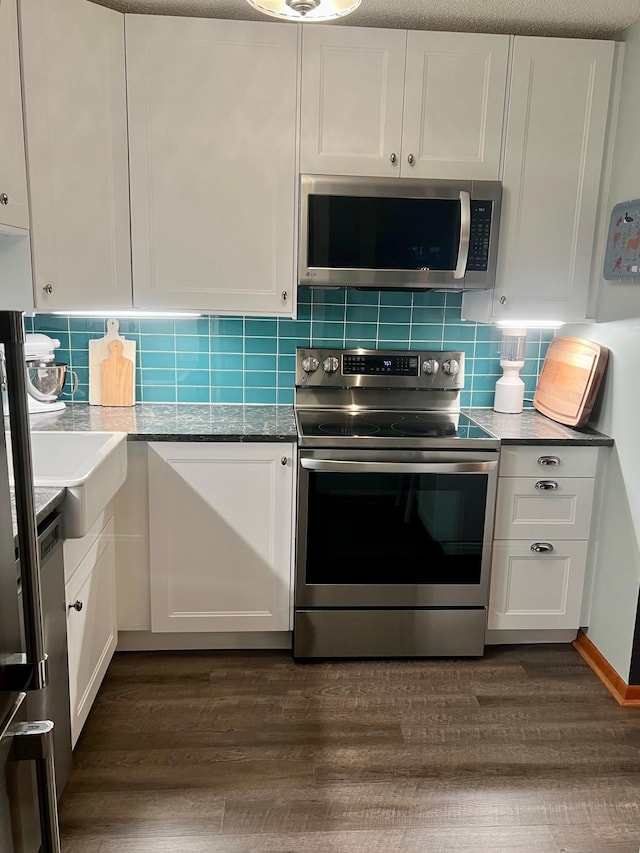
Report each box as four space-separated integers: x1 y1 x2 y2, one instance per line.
453 190 471 279
300 459 498 474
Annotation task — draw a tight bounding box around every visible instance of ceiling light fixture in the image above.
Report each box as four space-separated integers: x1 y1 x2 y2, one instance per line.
246 0 361 23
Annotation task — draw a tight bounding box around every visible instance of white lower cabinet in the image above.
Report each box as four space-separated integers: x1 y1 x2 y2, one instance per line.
488 540 589 630
147 442 295 634
64 509 117 747
488 446 599 634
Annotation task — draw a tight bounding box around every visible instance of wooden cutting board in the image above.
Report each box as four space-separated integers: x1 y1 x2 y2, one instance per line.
88 319 136 406
533 336 609 428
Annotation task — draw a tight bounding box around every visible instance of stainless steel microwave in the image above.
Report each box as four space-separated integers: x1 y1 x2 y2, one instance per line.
299 174 502 291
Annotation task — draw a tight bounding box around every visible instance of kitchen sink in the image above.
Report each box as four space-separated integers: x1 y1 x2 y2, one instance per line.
8 431 128 538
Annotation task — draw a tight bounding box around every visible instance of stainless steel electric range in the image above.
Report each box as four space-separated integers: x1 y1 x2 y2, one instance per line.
293 347 500 659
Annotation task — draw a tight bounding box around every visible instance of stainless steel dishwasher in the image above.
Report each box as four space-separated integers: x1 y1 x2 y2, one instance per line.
20 513 73 797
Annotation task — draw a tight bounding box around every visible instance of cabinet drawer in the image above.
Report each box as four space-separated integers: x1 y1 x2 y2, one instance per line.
494 476 595 540
488 539 588 630
498 446 598 478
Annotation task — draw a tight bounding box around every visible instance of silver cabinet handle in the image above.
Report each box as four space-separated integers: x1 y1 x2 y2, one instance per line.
407 153 415 165
453 191 471 280
68 600 83 612
0 193 9 205
281 290 288 301
280 456 288 466
43 284 53 295
530 542 554 553
499 295 507 305
390 152 397 164
535 480 558 490
538 456 560 466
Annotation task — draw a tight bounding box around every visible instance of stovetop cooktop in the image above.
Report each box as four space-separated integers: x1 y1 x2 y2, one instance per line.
295 410 500 449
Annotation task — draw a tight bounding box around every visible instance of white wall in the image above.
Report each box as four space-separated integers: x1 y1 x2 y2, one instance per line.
563 19 640 681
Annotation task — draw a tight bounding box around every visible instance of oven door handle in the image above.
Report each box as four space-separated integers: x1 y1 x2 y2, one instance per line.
300 458 498 474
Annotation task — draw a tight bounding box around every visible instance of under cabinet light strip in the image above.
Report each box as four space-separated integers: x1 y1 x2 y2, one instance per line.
51 310 202 318
495 320 564 329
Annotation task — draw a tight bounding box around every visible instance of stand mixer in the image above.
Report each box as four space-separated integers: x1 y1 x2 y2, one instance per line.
24 333 75 414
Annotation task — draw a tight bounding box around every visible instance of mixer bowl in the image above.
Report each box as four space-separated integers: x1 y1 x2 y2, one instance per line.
26 361 68 402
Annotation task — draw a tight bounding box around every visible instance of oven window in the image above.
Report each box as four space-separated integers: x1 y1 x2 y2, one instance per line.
305 471 488 585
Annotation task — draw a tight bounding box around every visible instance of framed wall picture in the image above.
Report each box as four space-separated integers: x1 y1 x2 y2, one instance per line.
603 199 640 282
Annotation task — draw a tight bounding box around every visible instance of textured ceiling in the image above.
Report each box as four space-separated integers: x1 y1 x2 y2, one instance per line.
89 0 640 40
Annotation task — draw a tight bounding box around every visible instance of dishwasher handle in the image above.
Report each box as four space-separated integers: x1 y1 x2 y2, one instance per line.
300 458 498 474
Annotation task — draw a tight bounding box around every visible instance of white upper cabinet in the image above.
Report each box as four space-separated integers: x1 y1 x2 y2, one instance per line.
300 27 509 180
126 17 298 316
401 31 509 180
0 0 29 231
19 0 132 311
463 37 616 324
300 26 406 177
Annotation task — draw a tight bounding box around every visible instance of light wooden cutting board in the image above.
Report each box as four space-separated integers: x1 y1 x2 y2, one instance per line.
88 319 136 406
533 337 609 428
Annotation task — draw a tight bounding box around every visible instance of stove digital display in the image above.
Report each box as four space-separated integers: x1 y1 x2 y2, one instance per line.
343 355 419 376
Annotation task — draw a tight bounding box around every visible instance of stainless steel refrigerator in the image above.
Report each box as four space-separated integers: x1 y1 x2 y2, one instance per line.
0 311 67 853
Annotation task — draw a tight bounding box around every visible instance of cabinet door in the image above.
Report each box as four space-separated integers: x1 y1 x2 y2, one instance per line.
490 37 614 322
19 0 132 311
0 0 29 231
66 517 117 747
300 25 406 177
127 17 298 316
401 31 509 179
148 443 295 633
488 539 588 630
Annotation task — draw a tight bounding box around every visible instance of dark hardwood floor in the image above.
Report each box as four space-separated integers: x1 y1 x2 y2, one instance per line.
59 645 640 852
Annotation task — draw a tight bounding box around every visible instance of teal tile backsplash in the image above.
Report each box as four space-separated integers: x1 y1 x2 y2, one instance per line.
27 287 553 408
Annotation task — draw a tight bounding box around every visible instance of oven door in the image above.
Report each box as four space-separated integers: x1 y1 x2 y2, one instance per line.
296 449 498 609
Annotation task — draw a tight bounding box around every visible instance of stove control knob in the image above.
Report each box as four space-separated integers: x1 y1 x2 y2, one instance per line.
422 359 439 375
323 356 339 374
442 359 460 376
301 356 319 374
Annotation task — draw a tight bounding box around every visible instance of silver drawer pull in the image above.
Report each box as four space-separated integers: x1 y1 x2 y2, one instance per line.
535 480 558 490
537 455 560 466
530 542 554 553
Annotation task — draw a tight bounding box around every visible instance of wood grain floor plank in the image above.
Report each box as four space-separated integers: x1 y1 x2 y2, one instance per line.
77 721 405 752
550 824 640 853
59 789 224 839
221 777 640 834
312 741 640 784
60 825 562 853
65 747 314 794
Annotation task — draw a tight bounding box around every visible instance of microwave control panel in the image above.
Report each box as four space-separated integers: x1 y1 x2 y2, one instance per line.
466 201 493 272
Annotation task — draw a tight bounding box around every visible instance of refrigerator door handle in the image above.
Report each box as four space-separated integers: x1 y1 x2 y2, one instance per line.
11 720 61 853
0 312 48 691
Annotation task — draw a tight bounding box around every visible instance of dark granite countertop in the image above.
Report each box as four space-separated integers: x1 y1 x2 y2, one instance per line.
27 403 297 442
24 402 612 447
10 486 66 543
464 408 614 446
